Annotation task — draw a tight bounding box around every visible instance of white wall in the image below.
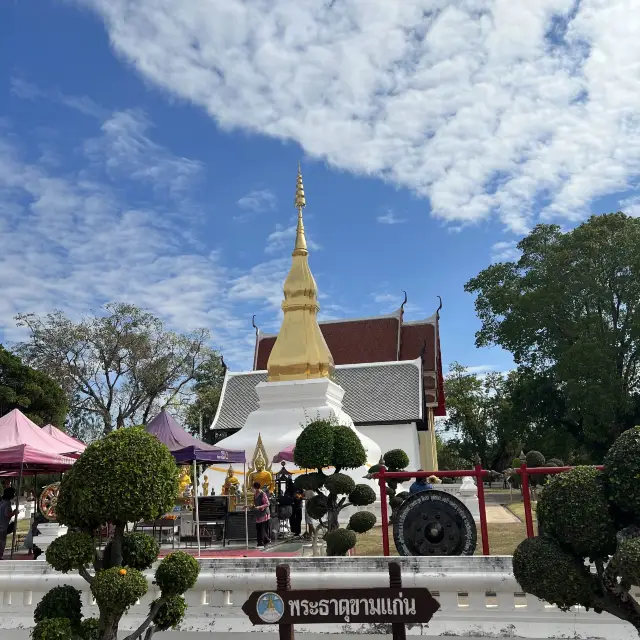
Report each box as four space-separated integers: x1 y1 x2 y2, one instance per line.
357 422 420 472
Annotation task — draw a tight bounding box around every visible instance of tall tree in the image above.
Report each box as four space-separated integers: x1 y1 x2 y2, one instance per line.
443 362 523 470
182 351 226 443
15 303 213 435
465 213 640 459
0 344 68 426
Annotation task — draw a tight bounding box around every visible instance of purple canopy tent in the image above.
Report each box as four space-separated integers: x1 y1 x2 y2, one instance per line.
145 410 247 554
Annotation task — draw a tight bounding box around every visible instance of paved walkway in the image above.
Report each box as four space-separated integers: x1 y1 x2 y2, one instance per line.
10 632 529 639
485 504 520 524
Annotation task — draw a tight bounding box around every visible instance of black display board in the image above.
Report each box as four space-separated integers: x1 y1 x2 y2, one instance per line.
198 496 229 521
226 510 257 545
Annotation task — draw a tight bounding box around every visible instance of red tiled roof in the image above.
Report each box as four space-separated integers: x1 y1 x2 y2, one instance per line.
254 312 446 416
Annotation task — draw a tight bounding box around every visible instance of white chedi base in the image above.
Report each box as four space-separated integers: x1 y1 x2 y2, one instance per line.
199 377 382 521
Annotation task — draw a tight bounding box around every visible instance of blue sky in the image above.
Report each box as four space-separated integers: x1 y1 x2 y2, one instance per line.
1 0 638 374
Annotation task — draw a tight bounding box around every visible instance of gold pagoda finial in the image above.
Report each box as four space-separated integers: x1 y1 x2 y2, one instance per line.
294 163 307 255
266 164 335 382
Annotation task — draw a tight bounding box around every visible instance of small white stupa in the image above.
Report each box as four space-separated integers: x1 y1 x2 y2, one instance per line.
203 165 381 494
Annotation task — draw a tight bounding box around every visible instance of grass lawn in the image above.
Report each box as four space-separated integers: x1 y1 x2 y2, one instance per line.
506 501 537 522
352 521 532 557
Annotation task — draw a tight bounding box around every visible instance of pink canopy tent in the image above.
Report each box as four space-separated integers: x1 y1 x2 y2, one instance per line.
42 424 86 458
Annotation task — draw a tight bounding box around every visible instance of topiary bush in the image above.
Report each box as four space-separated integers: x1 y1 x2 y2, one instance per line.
34 585 82 627
383 449 410 471
151 596 188 631
155 552 200 597
513 426 640 635
46 532 95 574
325 528 357 556
36 426 199 640
349 511 377 533
294 419 377 555
31 617 74 640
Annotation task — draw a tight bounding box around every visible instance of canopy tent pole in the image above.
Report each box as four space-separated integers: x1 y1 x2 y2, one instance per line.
10 461 24 559
193 460 201 559
244 460 248 550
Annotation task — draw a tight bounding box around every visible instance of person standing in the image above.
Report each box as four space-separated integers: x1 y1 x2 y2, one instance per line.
304 488 316 538
409 471 433 495
252 481 271 549
0 487 17 559
289 486 304 537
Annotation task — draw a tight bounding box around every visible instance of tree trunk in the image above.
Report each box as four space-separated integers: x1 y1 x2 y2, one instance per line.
99 610 122 640
109 523 126 567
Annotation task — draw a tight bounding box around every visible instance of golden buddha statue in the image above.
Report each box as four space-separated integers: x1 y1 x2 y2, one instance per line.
249 450 275 494
222 466 240 496
202 475 209 497
178 467 191 497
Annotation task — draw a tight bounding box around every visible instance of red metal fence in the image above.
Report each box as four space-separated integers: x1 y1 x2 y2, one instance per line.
373 463 603 556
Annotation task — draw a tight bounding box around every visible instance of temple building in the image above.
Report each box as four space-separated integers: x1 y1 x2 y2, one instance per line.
209 167 445 482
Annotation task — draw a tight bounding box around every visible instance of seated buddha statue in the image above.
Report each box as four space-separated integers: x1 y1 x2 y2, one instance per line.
178 467 191 497
222 466 240 496
249 451 275 494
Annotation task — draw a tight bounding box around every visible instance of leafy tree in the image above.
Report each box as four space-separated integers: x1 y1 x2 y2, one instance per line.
293 419 377 556
40 427 199 640
513 426 640 635
465 213 640 460
182 351 226 443
443 362 524 470
436 432 473 472
15 303 212 435
0 345 67 426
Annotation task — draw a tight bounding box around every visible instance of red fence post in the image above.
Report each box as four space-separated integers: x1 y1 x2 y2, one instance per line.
520 462 534 538
379 465 390 557
474 461 490 556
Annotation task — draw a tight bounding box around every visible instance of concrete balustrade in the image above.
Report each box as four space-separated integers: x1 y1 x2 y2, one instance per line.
0 556 634 638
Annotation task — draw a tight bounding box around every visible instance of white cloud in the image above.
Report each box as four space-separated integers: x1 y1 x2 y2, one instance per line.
377 210 406 225
75 0 640 232
619 194 640 218
236 188 277 215
491 240 520 262
0 108 288 370
265 223 321 255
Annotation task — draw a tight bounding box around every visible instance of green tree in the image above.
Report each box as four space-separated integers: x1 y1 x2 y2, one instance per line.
40 427 199 640
513 426 640 635
443 362 523 470
15 303 212 435
293 419 377 556
435 433 473 471
182 351 226 443
465 213 640 459
0 344 68 426
366 448 410 522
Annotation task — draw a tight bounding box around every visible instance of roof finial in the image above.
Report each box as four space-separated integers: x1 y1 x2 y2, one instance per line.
294 163 307 255
401 291 408 313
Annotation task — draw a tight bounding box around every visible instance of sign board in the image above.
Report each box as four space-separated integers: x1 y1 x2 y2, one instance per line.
242 586 440 625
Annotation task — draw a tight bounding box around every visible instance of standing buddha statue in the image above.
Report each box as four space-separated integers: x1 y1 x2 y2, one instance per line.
202 475 210 497
177 467 191 498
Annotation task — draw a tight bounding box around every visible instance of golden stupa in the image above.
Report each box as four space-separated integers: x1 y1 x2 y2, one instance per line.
266 164 335 382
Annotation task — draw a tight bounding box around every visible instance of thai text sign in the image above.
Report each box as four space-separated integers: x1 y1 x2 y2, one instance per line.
242 587 440 625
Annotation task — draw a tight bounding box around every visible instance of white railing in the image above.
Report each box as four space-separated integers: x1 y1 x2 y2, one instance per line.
0 556 634 638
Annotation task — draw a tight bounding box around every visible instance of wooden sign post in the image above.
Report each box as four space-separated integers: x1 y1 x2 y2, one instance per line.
242 561 440 639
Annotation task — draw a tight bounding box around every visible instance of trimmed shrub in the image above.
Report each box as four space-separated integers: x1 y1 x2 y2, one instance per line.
536 467 616 559
121 532 160 570
294 472 325 491
604 426 640 520
513 537 593 611
306 494 328 520
31 618 73 640
151 595 188 631
78 618 100 640
330 425 366 470
348 511 376 533
526 451 545 467
56 426 178 529
91 567 148 616
45 533 94 574
349 484 376 507
155 551 200 597
324 473 355 496
294 420 334 470
325 528 357 556
383 449 410 471
34 585 82 626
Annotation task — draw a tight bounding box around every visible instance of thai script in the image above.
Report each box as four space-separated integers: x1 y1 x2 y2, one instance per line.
288 593 416 622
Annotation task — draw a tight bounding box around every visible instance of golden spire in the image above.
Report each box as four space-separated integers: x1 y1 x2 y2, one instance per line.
266 165 335 382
